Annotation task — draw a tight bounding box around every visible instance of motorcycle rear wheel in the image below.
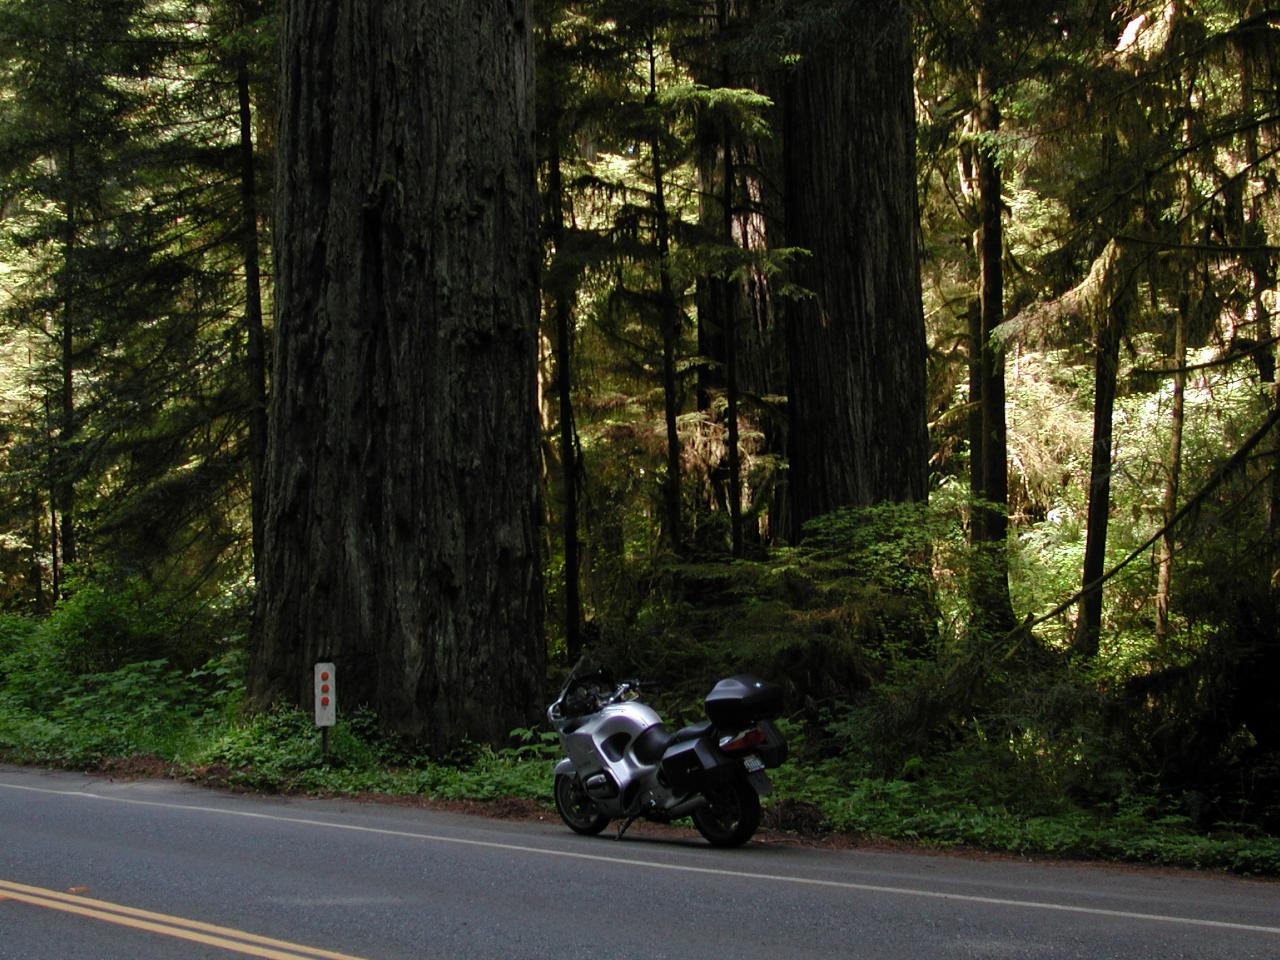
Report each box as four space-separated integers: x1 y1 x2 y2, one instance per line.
554 774 610 835
691 777 762 847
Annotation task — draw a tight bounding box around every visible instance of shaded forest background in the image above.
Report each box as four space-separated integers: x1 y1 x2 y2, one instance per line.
1 0 1279 847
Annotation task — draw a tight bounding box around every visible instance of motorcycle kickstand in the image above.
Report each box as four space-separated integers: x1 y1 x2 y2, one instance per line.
615 814 640 841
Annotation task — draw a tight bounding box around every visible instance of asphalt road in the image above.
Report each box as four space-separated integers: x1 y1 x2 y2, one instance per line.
1 765 1277 960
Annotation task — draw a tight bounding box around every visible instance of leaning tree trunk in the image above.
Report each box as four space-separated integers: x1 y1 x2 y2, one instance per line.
783 0 928 536
250 0 544 749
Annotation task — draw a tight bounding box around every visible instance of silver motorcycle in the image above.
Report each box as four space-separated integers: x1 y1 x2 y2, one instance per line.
547 664 787 847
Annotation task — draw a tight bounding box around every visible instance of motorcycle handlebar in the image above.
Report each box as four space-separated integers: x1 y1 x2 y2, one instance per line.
602 679 646 704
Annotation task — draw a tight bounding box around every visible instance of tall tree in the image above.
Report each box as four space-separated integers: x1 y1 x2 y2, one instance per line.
0 0 256 595
783 0 929 536
1073 242 1133 657
535 0 592 661
646 28 687 555
969 53 1016 635
219 0 273 575
691 0 785 555
250 0 545 747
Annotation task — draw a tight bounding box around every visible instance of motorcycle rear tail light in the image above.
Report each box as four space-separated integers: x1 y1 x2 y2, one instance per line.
718 727 767 753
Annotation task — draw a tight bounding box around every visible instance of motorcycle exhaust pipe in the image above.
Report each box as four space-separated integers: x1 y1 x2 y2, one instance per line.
664 795 708 818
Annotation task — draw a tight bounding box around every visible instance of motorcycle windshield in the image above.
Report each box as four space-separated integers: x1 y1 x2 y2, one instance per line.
552 657 617 719
556 656 613 699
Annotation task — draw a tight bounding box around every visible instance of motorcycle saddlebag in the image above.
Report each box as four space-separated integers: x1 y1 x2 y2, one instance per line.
660 736 734 795
704 675 784 729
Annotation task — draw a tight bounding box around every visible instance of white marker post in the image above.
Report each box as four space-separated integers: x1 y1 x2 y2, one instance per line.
314 662 336 759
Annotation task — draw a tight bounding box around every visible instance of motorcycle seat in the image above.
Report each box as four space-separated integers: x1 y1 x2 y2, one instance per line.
631 720 714 765
671 720 713 744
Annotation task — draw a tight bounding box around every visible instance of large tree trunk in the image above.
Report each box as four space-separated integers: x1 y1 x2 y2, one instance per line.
783 0 928 537
251 0 544 749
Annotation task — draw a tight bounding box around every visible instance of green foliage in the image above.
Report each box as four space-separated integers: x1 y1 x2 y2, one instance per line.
192 708 559 800
0 571 243 765
578 502 951 712
3 574 1279 876
0 652 216 767
773 725 1280 876
34 576 178 673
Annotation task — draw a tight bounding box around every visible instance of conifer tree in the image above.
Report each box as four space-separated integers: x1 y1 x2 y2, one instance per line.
0 0 278 601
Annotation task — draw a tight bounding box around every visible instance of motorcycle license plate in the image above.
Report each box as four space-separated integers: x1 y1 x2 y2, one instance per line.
743 755 773 796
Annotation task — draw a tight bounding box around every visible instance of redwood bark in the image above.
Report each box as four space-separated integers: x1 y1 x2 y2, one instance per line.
251 0 544 748
783 1 928 536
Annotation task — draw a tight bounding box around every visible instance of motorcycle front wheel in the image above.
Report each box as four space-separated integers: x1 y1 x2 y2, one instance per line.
554 774 610 835
691 776 762 847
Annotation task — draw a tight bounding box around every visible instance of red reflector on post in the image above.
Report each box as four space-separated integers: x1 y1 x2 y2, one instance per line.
314 662 336 727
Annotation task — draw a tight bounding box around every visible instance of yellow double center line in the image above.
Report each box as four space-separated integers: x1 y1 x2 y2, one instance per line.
0 879 367 960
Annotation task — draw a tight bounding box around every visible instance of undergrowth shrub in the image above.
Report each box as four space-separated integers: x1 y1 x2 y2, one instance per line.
0 576 246 768
0 657 208 766
1 547 1277 877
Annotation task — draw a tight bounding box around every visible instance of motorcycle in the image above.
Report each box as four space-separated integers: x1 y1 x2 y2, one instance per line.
547 663 787 847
